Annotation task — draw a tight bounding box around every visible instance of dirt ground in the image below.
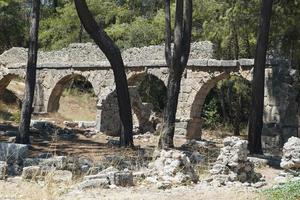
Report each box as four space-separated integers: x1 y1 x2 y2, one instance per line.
0 180 264 200
0 122 281 200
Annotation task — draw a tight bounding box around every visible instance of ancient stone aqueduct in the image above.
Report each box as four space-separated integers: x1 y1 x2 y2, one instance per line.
0 42 298 148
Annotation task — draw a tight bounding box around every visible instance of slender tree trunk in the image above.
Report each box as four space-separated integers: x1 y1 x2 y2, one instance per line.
234 94 242 136
159 0 192 149
74 0 133 147
248 0 273 154
53 0 58 8
79 23 83 43
219 89 227 122
246 32 252 58
233 24 239 60
17 0 40 144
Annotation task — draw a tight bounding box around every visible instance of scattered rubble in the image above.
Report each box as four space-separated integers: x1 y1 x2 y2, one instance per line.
74 167 133 190
209 137 265 187
275 137 300 184
280 137 300 170
146 149 199 188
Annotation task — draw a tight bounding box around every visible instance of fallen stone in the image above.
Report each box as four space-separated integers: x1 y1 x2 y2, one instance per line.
248 157 269 168
114 171 134 187
46 170 73 184
83 167 133 187
75 178 110 190
63 121 78 128
0 143 28 164
22 166 48 180
0 161 7 180
39 156 68 170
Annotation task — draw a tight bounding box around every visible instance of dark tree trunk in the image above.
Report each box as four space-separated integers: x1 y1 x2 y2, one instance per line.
79 23 83 43
17 0 40 144
233 24 239 60
52 0 58 8
248 0 273 154
234 94 242 136
219 89 227 122
74 0 133 147
159 0 192 149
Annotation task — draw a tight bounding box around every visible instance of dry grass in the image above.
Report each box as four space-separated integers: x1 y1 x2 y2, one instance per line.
58 90 97 121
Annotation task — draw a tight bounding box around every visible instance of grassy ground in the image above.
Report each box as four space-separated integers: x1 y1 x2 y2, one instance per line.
262 181 300 200
0 80 97 123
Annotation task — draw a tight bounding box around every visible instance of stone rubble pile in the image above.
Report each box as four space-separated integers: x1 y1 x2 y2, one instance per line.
210 137 264 187
74 167 134 190
22 156 104 182
146 149 199 188
275 137 300 183
280 137 300 170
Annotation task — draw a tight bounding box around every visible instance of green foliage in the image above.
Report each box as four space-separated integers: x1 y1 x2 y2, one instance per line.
202 76 251 132
202 97 221 129
0 0 299 68
137 74 167 112
262 181 300 200
0 0 28 53
9 110 20 123
39 0 165 50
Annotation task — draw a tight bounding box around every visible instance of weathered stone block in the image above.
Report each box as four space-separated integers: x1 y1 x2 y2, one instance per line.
0 143 28 164
114 171 134 186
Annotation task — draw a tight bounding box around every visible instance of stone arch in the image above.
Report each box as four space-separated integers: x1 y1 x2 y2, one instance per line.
99 87 154 136
127 71 168 112
186 72 230 139
47 73 97 113
186 71 252 139
127 70 167 87
99 72 167 136
0 73 25 98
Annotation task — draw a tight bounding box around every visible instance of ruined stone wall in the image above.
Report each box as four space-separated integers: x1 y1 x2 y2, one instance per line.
262 60 299 150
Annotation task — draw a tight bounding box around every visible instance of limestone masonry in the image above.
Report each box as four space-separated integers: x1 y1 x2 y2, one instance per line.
0 42 298 148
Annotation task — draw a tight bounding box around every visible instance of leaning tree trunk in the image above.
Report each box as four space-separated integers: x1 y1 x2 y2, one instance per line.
17 0 41 144
159 0 193 149
248 0 273 154
74 0 133 147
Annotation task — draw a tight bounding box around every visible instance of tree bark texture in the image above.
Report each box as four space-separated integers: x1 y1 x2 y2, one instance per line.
17 0 40 144
159 0 192 149
248 0 273 154
74 0 133 147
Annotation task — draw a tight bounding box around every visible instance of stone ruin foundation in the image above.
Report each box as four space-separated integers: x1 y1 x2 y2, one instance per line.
210 137 265 187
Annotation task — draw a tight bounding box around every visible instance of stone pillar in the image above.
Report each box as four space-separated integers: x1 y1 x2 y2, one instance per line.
33 81 46 113
186 118 202 140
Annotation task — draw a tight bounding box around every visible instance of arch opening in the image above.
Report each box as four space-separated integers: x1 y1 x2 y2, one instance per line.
47 74 97 122
0 74 25 122
187 73 251 140
100 73 167 136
